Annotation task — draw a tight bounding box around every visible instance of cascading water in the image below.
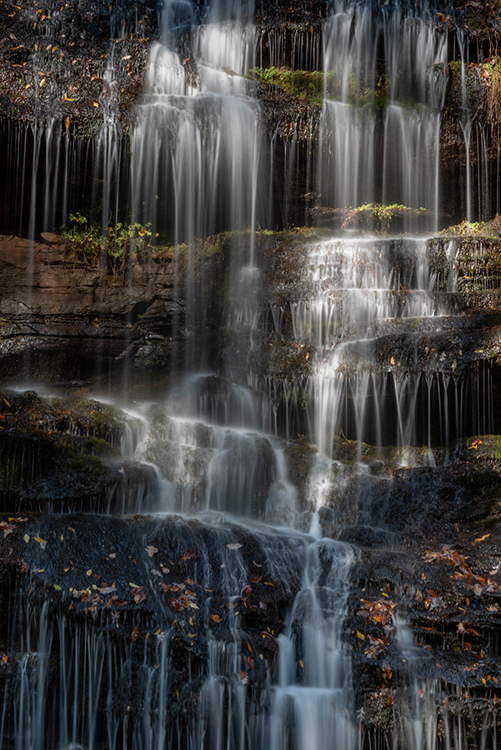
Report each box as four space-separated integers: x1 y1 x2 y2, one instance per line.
318 0 447 230
130 2 261 246
1 0 501 748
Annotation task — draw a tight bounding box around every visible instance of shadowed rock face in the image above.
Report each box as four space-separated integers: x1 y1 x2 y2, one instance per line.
3 229 501 444
0 510 307 747
3 1 501 746
0 388 157 513
0 386 501 747
1 445 501 745
0 233 186 385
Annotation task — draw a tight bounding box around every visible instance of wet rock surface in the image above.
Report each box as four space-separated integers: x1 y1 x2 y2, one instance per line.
3 0 501 743
337 454 501 737
0 387 156 512
0 233 220 386
0 509 306 736
2 387 501 739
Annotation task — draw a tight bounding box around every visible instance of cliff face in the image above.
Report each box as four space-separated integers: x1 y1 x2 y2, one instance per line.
2 6 501 746
0 234 181 384
1 0 501 234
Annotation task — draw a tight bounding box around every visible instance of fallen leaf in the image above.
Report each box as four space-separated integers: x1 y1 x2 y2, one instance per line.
86 570 92 576
473 534 490 545
134 590 147 604
53 584 61 591
211 614 221 623
182 550 195 560
226 543 242 550
239 670 248 685
146 545 158 557
356 630 365 641
382 660 392 679
23 534 30 543
33 537 47 545
131 626 139 642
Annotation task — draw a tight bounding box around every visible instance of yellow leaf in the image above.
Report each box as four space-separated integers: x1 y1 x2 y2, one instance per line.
23 534 30 543
34 536 47 545
93 102 99 108
51 46 57 53
129 582 140 588
356 630 365 641
86 569 92 576
65 117 70 130
60 534 64 541
473 534 490 545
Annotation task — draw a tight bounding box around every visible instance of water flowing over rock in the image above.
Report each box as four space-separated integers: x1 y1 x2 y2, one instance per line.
2 0 501 748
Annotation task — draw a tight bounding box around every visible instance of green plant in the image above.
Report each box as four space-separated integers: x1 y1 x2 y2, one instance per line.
62 214 155 267
341 203 427 232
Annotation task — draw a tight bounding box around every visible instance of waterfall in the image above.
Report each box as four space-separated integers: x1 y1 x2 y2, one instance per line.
130 4 261 246
1 0 501 748
318 0 447 229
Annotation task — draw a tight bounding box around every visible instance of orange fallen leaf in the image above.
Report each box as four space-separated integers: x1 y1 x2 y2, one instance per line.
473 534 490 545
